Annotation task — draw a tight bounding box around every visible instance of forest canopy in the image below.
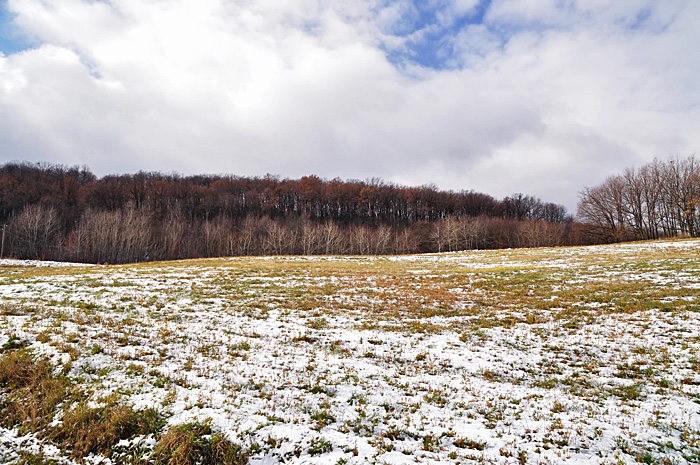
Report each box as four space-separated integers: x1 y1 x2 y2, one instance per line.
5 159 684 264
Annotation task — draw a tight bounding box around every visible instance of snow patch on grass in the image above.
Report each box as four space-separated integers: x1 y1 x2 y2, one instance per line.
1 239 699 464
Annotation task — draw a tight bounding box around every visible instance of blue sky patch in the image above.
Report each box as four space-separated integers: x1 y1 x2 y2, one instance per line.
383 0 498 71
0 1 34 55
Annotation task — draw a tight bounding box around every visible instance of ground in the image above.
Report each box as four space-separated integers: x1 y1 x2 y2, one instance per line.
1 239 700 464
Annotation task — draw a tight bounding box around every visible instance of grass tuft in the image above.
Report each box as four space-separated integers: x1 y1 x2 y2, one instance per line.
50 402 164 458
0 349 70 433
150 421 248 465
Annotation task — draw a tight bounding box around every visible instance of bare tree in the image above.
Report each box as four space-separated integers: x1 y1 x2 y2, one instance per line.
299 218 321 255
460 216 486 249
350 226 372 255
320 222 343 255
392 228 417 255
578 155 700 240
201 216 235 258
430 221 447 252
665 155 700 237
265 220 293 255
373 225 393 255
236 217 259 256
158 209 188 260
577 175 631 241
639 162 663 239
69 205 152 264
8 204 62 259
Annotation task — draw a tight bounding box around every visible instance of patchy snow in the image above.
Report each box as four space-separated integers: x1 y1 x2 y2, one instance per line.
0 427 80 465
1 239 700 464
0 258 89 267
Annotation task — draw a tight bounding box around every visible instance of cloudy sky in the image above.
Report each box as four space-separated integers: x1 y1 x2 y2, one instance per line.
1 0 698 211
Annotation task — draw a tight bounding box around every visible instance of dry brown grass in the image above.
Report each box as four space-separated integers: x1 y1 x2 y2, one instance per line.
1 349 166 462
150 421 248 465
0 349 69 433
50 402 164 458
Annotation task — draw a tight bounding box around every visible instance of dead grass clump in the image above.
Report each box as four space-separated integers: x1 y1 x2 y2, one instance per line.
1 334 30 350
9 451 60 465
2 349 166 460
292 334 318 344
151 421 248 465
0 349 70 433
51 402 164 458
454 436 486 450
0 304 27 316
0 348 42 388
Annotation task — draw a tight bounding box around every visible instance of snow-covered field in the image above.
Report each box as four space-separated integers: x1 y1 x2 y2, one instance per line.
2 239 700 464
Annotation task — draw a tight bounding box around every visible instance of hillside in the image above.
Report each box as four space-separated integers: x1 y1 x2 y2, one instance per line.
1 240 700 464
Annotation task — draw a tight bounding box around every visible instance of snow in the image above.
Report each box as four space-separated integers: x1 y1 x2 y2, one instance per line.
1 239 700 463
0 259 89 267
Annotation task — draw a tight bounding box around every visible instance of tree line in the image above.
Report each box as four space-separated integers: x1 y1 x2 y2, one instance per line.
0 161 582 263
577 155 700 241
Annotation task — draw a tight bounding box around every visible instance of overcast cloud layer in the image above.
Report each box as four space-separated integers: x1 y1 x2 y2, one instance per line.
1 0 699 210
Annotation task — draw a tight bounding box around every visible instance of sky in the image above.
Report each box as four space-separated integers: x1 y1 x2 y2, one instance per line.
0 0 698 212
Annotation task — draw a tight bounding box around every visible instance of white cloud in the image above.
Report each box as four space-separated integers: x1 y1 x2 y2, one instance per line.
433 0 481 26
485 0 681 30
0 0 699 212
